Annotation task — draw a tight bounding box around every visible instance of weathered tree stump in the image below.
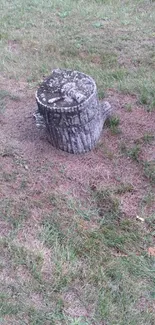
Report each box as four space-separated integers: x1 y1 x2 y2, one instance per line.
35 69 111 154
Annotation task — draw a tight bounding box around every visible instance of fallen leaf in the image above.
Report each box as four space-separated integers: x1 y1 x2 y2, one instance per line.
148 247 155 256
136 215 145 222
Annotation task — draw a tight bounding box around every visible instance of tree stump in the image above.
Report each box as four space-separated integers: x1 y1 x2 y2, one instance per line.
35 69 111 154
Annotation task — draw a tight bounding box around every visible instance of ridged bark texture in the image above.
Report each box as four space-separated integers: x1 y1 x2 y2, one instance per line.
35 70 111 154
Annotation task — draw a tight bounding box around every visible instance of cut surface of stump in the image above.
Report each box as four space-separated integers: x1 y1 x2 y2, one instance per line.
35 69 111 154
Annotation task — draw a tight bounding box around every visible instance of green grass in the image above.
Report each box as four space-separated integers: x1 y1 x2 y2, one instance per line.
121 143 141 162
0 0 155 108
120 141 155 185
143 161 155 185
113 182 134 195
93 188 121 220
106 115 121 134
1 192 155 324
0 0 155 324
142 133 155 144
0 89 20 113
127 145 141 162
0 198 30 229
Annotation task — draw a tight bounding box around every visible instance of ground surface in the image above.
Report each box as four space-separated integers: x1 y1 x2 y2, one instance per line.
0 1 155 325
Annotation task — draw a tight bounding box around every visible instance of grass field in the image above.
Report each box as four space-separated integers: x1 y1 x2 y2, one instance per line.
0 0 155 324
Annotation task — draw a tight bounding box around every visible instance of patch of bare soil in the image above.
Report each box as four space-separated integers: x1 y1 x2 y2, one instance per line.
63 289 89 317
0 78 155 222
0 221 12 237
0 77 155 325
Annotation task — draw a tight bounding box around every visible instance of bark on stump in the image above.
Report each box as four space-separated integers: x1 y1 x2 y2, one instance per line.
35 69 111 154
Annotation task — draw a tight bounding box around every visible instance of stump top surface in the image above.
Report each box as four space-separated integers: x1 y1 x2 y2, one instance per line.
36 69 96 109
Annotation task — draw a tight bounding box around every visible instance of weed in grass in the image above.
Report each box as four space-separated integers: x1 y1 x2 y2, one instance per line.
13 206 30 228
139 86 155 111
101 226 127 251
96 143 114 159
120 142 128 154
27 73 38 83
135 133 155 146
9 94 21 101
59 164 66 175
145 215 155 231
14 156 28 168
142 191 154 206
98 89 105 100
0 89 10 100
40 220 65 247
0 101 6 113
48 192 69 210
139 90 150 106
114 182 134 195
0 90 7 113
143 161 155 185
67 197 98 221
26 308 60 325
111 68 127 81
48 194 59 207
121 143 155 185
20 179 28 189
2 171 17 182
94 188 121 221
3 241 43 282
142 133 155 144
97 256 155 323
90 188 149 253
127 144 141 162
31 199 43 209
48 192 95 222
121 143 141 162
0 32 8 40
106 115 121 134
0 198 30 229
0 145 16 158
0 89 20 102
124 103 132 112
65 318 90 325
101 52 118 68
0 296 20 317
